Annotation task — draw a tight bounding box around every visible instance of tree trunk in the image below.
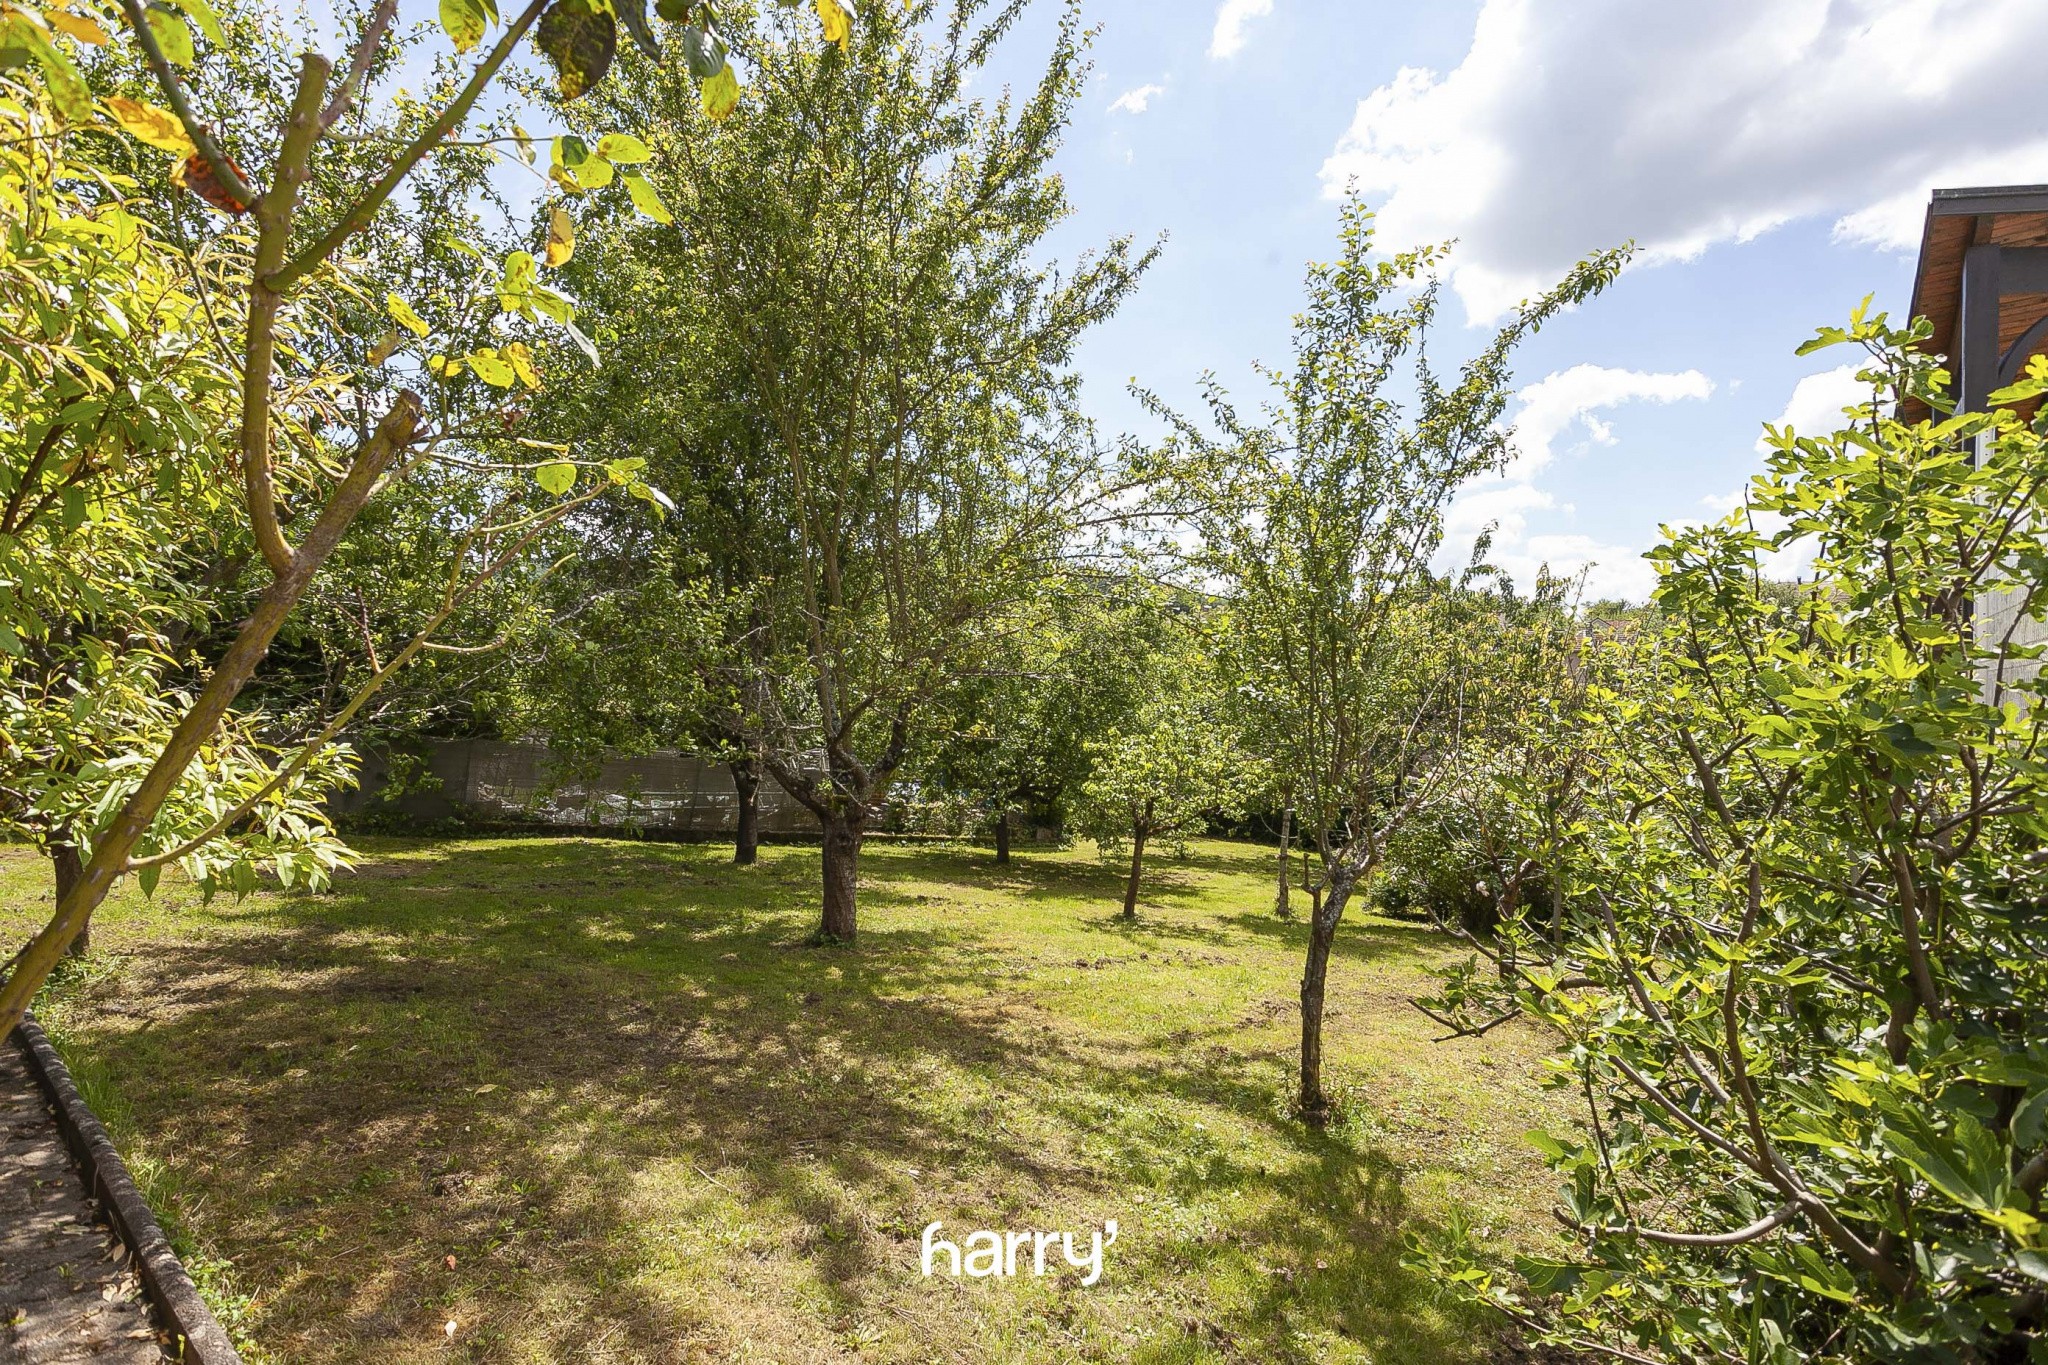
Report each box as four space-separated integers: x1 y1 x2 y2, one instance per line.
729 757 760 866
1496 859 1531 983
1299 864 1356 1128
0 394 421 1039
1121 818 1148 921
54 842 87 958
994 808 1010 865
819 810 863 942
1274 804 1293 918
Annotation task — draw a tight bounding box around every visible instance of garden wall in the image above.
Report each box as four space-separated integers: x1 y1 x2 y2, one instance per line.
332 739 820 835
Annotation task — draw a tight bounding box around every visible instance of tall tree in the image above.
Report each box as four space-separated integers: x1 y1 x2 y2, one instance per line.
497 188 797 864
576 0 1153 940
1155 204 1624 1125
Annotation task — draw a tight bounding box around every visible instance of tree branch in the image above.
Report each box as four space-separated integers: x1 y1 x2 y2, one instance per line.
266 0 553 292
116 0 259 210
319 0 398 130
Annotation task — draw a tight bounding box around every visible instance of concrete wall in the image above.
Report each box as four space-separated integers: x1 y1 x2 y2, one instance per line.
1977 583 2047 701
333 739 819 834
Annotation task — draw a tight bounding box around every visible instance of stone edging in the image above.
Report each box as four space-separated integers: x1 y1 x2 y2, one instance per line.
10 1015 242 1365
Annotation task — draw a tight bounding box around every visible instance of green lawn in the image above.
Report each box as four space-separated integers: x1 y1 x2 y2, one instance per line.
1 836 1575 1364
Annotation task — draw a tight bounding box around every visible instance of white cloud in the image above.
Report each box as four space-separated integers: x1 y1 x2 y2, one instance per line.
1320 0 2048 322
1752 362 1868 452
1208 0 1273 60
1446 365 1714 601
1695 366 1867 580
1509 364 1713 478
1109 83 1165 115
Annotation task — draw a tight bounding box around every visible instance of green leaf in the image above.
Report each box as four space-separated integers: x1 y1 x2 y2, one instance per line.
166 0 225 45
1756 1244 1859 1303
137 863 161 897
2014 1087 2048 1150
1880 720 1937 757
680 22 725 79
13 23 93 122
497 250 539 313
654 0 688 19
1879 1108 2006 1214
595 132 650 163
1513 1256 1582 1296
528 287 575 326
438 0 496 54
535 460 577 495
146 6 195 65
534 0 615 100
622 169 672 224
572 153 614 189
615 0 657 57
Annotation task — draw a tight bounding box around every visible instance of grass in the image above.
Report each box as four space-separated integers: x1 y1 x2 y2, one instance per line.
0 836 1576 1363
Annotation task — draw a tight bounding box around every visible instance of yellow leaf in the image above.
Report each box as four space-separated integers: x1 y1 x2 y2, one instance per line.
502 340 541 388
815 0 850 49
468 347 515 387
544 204 574 267
145 6 193 65
49 11 108 43
572 154 613 190
623 170 672 225
701 64 740 122
367 329 402 365
104 96 194 156
594 131 649 163
386 293 430 337
439 0 491 55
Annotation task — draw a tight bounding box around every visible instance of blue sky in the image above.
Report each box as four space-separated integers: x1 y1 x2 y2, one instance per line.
338 0 2048 600
973 0 2048 598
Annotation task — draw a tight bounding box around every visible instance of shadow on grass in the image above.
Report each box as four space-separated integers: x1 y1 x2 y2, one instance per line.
48 836 1511 1364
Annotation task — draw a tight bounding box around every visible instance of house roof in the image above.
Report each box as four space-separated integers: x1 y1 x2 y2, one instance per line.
1910 185 2048 371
